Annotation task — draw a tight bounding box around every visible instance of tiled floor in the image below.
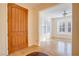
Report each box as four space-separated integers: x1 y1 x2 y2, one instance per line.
9 38 72 56
39 38 72 56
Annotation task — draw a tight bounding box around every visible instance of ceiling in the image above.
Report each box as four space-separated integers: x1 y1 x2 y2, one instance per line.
17 3 58 10
17 3 41 9
40 3 72 18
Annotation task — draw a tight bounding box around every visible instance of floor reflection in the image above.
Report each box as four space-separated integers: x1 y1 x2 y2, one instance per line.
39 38 72 56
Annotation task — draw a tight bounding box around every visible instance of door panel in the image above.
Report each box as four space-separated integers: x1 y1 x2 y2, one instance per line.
8 3 28 54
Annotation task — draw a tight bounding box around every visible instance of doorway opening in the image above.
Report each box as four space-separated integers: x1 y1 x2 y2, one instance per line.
39 3 72 56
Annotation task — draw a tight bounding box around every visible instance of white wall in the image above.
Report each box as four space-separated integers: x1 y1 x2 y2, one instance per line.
0 3 8 56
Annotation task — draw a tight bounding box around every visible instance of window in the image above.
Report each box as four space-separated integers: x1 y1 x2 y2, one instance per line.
41 19 51 35
59 22 65 32
68 22 71 32
57 17 72 34
57 21 65 33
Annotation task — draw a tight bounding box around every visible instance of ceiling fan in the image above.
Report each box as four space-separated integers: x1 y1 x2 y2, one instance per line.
63 10 72 16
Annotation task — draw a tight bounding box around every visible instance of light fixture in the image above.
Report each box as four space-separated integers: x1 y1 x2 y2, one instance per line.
63 11 67 17
63 10 72 17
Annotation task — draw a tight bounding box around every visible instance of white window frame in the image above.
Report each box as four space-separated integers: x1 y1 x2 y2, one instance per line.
56 16 72 35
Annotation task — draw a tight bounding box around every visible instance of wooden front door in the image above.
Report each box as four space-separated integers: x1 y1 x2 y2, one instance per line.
8 3 28 54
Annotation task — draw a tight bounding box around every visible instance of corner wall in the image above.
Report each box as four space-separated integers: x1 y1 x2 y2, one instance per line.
0 3 8 55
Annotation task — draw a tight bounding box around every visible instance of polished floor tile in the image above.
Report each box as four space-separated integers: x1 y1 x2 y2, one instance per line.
39 38 72 56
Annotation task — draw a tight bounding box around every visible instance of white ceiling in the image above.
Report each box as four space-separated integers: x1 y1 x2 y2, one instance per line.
40 3 72 18
16 3 40 8
23 3 41 7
